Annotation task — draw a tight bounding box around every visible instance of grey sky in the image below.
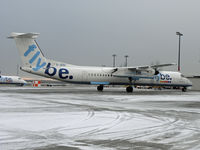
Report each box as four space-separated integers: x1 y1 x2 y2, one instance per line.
1 0 200 76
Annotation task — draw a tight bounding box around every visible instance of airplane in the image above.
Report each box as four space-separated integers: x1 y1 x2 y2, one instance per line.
0 74 27 86
8 32 192 92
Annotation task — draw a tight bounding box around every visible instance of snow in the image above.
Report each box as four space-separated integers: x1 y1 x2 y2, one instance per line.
0 87 200 150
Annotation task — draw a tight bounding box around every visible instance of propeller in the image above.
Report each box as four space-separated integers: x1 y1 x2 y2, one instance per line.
151 61 161 75
154 68 160 75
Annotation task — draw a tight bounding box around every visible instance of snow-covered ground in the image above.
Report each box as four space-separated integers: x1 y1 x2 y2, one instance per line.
0 87 200 150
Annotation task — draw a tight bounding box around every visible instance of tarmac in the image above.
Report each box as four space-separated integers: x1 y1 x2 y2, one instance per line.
0 86 200 150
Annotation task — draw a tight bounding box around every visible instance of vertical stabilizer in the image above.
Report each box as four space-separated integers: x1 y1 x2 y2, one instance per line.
8 32 47 71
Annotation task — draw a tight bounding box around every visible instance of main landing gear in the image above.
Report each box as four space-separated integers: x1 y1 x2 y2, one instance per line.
126 77 133 93
97 85 104 92
126 86 133 93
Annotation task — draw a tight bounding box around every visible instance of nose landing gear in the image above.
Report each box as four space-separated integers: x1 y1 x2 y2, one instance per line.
182 87 187 92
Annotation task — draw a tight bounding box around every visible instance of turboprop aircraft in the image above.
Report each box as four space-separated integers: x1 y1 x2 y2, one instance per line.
8 32 192 92
0 75 27 86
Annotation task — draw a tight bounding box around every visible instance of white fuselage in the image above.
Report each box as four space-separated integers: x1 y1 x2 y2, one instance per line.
21 63 192 88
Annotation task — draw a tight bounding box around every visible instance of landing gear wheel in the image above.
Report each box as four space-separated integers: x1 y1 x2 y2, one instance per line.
97 85 104 92
182 87 187 92
126 86 133 93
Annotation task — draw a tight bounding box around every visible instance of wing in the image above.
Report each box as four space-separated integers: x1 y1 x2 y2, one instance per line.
150 63 176 69
112 63 176 80
112 67 154 80
125 63 176 71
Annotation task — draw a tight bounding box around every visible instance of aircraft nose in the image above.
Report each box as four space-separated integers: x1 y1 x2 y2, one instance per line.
21 79 27 85
186 78 192 86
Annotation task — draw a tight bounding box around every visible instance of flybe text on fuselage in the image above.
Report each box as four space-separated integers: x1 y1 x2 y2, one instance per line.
45 63 73 79
24 44 73 80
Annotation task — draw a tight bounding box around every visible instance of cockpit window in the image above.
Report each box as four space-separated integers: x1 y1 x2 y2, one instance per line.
18 77 21 80
181 74 185 77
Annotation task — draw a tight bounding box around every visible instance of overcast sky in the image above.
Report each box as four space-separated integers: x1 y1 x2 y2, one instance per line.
1 0 200 76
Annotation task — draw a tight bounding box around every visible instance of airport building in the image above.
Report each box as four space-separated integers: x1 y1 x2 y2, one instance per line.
187 76 200 91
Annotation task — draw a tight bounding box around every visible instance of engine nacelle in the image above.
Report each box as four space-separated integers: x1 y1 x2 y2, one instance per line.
136 68 156 76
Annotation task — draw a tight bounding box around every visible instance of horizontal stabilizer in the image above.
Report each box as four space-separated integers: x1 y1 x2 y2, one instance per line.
8 32 39 39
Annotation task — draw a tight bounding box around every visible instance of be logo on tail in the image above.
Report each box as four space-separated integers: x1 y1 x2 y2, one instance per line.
24 44 46 71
